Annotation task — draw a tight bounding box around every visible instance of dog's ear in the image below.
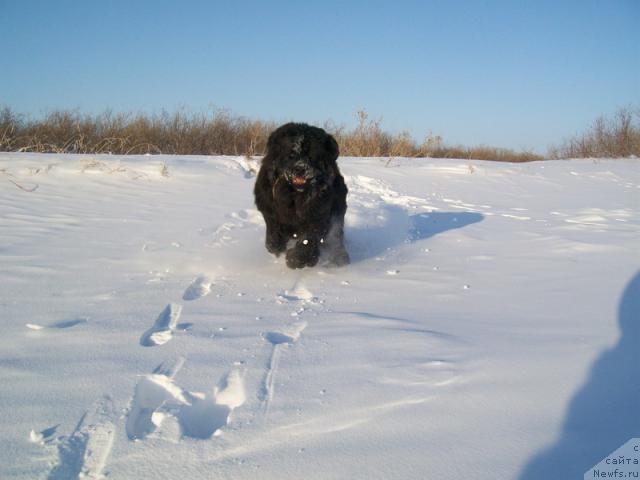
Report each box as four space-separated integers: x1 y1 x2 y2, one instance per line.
266 128 281 154
324 133 339 163
264 127 286 182
264 158 277 183
266 122 298 154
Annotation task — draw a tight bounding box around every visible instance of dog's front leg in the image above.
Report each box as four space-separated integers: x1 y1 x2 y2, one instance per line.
264 218 288 256
323 217 350 266
285 233 321 269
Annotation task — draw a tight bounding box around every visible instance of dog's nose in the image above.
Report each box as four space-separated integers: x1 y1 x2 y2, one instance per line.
292 162 309 177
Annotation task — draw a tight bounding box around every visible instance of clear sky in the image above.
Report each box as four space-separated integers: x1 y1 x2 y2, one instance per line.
1 0 638 152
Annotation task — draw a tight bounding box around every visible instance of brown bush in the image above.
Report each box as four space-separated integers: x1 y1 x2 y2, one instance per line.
549 107 640 159
328 111 543 161
426 145 542 162
0 106 544 161
0 108 276 156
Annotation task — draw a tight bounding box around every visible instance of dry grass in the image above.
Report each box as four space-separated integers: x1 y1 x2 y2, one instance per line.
0 107 275 156
330 110 542 161
1 106 544 161
549 107 640 159
426 145 542 162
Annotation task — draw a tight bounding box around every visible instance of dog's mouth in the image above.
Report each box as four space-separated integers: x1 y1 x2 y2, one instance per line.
286 173 312 191
291 176 307 186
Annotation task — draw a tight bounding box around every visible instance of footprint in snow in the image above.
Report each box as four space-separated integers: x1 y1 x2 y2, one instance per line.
183 276 212 301
26 318 88 331
260 321 307 416
29 424 59 445
126 374 189 440
277 284 315 303
47 396 116 480
126 358 245 440
178 369 246 439
139 303 182 347
265 321 308 345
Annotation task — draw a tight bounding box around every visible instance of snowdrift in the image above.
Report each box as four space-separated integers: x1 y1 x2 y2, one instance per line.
1 153 638 479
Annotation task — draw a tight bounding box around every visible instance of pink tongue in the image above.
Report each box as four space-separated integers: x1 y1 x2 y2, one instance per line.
292 176 306 185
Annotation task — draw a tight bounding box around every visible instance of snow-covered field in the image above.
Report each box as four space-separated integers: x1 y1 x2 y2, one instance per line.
1 153 638 479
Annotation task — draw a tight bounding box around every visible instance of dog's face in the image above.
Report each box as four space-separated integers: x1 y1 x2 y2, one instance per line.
266 123 339 192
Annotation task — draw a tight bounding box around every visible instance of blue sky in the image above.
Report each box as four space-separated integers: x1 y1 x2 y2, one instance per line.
1 0 638 151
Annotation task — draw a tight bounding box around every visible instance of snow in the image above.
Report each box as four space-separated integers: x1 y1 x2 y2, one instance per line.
0 153 638 479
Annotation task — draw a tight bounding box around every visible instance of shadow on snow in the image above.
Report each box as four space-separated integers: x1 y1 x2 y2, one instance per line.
346 207 484 263
519 271 640 479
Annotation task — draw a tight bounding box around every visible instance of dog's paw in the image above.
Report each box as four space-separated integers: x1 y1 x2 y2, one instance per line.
266 237 287 256
285 243 319 269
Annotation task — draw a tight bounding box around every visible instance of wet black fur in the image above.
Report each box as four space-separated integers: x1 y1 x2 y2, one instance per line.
254 123 349 269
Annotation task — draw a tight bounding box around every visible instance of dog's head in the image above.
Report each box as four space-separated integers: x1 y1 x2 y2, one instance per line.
265 123 339 192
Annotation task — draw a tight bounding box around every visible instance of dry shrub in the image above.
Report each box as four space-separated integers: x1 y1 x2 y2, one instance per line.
332 110 391 157
418 132 444 157
1 106 544 161
549 107 640 159
328 110 542 161
0 107 275 156
389 131 416 157
427 145 542 162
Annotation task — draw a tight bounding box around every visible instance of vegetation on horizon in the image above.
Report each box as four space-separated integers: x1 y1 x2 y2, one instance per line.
549 107 640 159
1 106 637 161
0 107 542 162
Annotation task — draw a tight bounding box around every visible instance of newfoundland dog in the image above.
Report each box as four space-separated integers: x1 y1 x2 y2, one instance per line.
254 123 350 269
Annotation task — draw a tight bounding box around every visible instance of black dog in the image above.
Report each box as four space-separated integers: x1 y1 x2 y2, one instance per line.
254 123 350 269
